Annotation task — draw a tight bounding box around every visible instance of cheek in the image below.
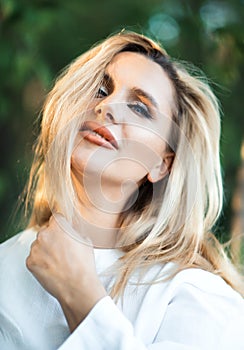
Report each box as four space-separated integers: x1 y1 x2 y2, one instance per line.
126 126 166 161
71 143 149 185
71 150 84 176
104 131 164 183
71 139 88 176
70 127 165 185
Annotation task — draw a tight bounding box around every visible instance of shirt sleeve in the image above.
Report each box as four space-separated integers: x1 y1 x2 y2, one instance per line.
57 296 199 350
57 282 244 350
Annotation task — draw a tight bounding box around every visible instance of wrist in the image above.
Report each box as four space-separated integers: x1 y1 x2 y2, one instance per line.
59 279 107 332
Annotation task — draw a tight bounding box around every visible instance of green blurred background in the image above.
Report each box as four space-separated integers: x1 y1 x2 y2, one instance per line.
1 0 243 257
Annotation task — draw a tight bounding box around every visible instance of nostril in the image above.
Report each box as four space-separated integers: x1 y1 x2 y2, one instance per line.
106 112 114 122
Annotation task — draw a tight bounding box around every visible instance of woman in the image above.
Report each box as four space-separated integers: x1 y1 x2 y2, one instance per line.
0 31 243 350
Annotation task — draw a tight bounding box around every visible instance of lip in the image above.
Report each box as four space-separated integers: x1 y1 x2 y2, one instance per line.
79 121 119 150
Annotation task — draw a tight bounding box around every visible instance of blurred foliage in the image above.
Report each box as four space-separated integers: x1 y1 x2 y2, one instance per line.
0 0 243 243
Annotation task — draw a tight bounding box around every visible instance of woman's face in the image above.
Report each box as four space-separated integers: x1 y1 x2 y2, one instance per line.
71 51 175 203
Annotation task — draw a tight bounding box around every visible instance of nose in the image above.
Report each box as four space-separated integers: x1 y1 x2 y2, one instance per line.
95 103 115 123
95 96 127 125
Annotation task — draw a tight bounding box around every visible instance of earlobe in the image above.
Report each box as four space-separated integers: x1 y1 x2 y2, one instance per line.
147 163 167 183
147 152 174 183
163 152 175 174
147 169 161 183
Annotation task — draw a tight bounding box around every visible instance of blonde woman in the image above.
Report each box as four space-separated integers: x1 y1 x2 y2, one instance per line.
0 31 243 350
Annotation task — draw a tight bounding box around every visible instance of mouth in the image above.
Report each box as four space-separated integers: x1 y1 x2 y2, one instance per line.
79 121 119 150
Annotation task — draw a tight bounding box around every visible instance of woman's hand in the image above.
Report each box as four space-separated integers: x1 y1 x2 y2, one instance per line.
26 213 107 332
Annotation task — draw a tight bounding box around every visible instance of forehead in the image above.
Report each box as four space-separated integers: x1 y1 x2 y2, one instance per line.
106 51 175 117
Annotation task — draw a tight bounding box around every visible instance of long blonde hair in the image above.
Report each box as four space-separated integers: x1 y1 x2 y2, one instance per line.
25 31 243 296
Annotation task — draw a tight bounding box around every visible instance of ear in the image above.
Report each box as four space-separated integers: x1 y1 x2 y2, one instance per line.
147 152 174 183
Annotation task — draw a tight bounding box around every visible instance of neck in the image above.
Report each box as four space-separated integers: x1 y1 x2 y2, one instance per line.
71 171 137 248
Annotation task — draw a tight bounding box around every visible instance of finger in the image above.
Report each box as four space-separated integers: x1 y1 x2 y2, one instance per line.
26 243 37 271
28 231 41 254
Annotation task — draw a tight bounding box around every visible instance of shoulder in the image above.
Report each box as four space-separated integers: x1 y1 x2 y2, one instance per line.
171 267 244 339
0 228 38 270
0 228 39 315
0 228 69 349
144 263 244 322
166 265 243 311
148 263 244 331
172 268 243 300
0 227 38 298
154 265 244 349
0 227 37 258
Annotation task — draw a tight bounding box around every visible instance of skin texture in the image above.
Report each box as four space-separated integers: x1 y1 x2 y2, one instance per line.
26 52 175 331
70 52 175 245
26 214 107 332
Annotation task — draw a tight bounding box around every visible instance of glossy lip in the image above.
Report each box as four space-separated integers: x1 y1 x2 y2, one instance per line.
79 121 119 150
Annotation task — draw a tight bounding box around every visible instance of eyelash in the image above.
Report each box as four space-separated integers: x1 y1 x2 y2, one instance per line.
96 86 108 98
127 102 152 119
96 86 152 119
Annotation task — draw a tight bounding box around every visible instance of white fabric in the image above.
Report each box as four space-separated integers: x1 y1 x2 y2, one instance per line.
0 228 243 350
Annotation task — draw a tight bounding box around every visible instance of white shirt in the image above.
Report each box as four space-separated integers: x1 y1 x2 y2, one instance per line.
0 228 243 350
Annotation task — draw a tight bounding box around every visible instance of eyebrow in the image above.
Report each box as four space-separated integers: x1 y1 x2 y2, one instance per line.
103 73 159 110
103 74 114 89
130 87 159 110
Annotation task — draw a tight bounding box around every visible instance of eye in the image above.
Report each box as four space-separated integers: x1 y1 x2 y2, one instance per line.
96 85 108 98
128 102 152 119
